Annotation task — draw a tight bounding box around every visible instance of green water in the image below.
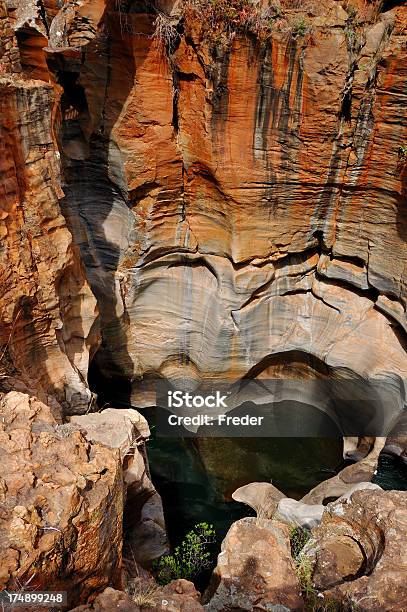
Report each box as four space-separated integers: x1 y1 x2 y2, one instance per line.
143 427 343 545
373 454 407 491
141 408 407 549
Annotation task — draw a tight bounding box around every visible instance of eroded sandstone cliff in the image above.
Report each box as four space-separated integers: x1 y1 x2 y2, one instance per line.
1 0 406 412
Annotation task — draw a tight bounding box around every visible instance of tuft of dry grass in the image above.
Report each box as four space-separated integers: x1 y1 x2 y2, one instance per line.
125 577 160 608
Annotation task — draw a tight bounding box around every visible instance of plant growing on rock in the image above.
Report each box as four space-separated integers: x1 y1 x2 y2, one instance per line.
396 144 407 174
398 144 407 164
155 522 216 585
125 577 159 608
184 0 278 44
291 16 308 38
289 524 311 558
290 527 358 611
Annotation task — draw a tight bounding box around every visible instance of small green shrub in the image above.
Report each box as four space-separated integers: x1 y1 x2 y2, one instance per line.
346 4 358 21
291 16 307 38
296 554 317 605
397 144 407 174
155 522 216 585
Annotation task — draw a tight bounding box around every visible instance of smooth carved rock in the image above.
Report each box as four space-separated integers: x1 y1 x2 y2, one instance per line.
275 498 325 530
301 437 386 504
0 0 406 432
0 391 123 605
203 517 303 611
383 436 407 464
232 481 286 518
383 411 407 463
233 480 381 530
342 436 376 461
1 0 406 422
22 0 404 412
305 490 407 611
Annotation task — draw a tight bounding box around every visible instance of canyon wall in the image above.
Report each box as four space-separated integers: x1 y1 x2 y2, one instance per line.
0 1 406 608
0 0 406 411
0 1 100 413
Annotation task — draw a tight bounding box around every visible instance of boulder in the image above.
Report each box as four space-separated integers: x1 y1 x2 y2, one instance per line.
304 490 407 610
70 409 169 568
69 587 140 612
158 579 204 611
203 517 303 611
70 408 150 461
0 391 123 605
231 481 285 518
69 580 204 612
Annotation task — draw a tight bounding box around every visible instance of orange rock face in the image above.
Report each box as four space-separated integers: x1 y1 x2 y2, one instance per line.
40 0 407 408
1 1 406 412
0 76 99 412
0 1 406 609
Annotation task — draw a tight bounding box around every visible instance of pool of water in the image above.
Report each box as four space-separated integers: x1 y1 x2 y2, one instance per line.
142 410 343 546
140 407 407 564
373 454 407 490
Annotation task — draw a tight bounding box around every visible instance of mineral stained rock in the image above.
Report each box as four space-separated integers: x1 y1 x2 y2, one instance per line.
306 489 407 611
0 391 124 605
0 1 407 609
1 0 405 414
51 0 407 407
0 72 99 413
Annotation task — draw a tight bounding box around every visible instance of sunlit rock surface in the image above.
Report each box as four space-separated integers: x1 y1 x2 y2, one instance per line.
0 1 406 609
305 489 407 611
0 0 406 415
0 72 99 413
0 391 123 604
45 0 407 409
203 516 303 610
